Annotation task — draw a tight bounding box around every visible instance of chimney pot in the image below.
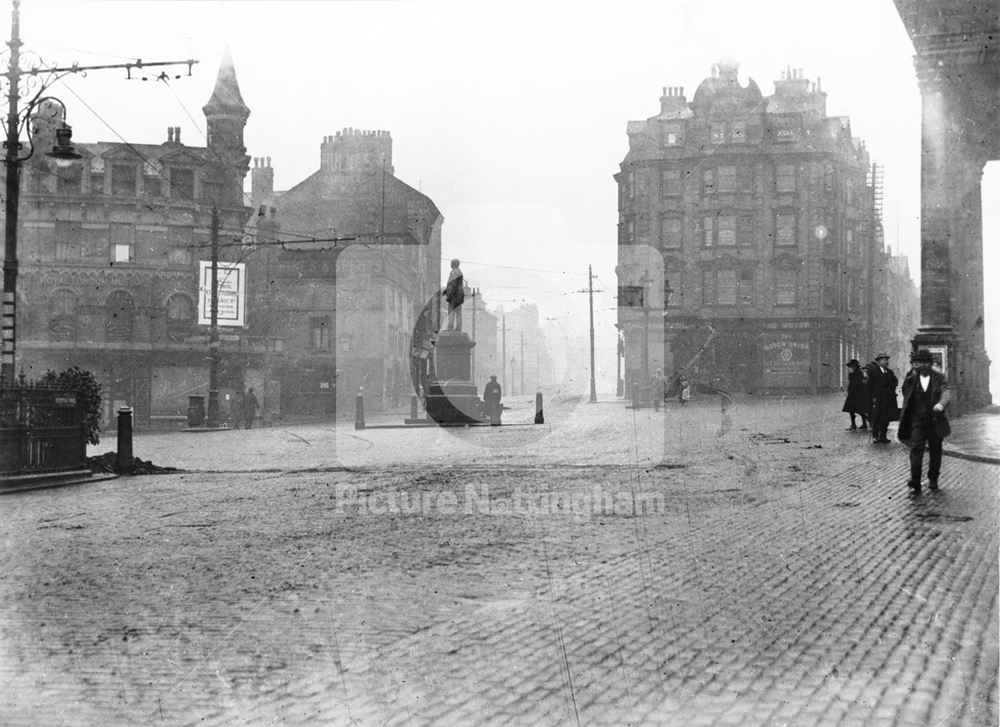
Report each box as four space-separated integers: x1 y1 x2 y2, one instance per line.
175 127 181 143
167 127 173 143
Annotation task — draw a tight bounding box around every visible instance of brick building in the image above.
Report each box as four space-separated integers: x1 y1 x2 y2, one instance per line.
6 51 256 428
616 59 917 395
249 128 442 417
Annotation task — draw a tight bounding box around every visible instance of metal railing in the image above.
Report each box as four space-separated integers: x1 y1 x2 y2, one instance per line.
0 381 87 475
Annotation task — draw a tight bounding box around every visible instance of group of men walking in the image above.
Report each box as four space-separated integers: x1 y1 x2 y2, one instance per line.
842 349 952 495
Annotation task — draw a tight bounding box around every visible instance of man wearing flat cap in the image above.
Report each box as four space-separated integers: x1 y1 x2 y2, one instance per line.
897 349 951 494
864 353 898 444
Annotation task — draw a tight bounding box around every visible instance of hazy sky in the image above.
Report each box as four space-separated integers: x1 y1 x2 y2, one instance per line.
18 0 999 394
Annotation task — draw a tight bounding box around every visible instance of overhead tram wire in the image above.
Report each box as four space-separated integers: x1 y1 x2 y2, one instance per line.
459 259 587 276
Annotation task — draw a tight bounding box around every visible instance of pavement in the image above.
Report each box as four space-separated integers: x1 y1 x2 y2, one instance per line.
0 392 997 726
941 405 1000 463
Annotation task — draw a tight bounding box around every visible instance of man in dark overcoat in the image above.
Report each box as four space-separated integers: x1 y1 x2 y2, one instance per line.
897 349 951 494
483 375 502 426
864 353 898 444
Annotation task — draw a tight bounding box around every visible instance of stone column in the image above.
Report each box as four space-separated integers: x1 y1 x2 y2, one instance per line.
911 64 993 411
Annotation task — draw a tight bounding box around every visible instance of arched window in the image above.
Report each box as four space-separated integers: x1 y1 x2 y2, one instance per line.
49 289 78 342
106 290 135 342
165 293 195 341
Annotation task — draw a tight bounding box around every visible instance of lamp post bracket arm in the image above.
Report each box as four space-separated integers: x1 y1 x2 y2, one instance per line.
27 58 199 79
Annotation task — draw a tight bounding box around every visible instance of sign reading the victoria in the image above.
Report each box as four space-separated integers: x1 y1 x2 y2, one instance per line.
198 261 247 328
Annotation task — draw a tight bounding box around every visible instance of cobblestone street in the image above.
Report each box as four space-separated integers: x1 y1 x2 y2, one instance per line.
1 394 997 725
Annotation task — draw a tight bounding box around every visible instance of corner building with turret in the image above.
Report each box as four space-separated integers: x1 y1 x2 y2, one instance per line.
4 51 257 428
616 59 916 395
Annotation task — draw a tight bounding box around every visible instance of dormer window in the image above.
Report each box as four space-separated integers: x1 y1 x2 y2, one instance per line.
773 116 799 142
112 164 137 197
170 168 195 201
56 162 82 194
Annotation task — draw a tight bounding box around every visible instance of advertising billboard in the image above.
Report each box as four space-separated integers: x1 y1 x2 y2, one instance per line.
198 261 246 327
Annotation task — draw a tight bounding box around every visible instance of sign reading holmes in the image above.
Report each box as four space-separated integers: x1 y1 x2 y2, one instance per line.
198 261 247 328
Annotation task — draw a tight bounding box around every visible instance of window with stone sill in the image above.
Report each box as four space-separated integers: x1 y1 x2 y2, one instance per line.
110 223 134 263
661 169 681 196
170 168 195 202
660 216 683 249
717 215 736 246
310 316 331 351
739 270 755 305
737 215 755 246
702 215 715 247
56 163 82 194
775 213 796 247
166 294 195 341
776 164 796 193
716 270 737 304
112 164 137 197
703 169 715 195
717 166 737 194
775 270 797 306
106 290 136 342
49 289 78 342
54 220 82 261
144 176 162 198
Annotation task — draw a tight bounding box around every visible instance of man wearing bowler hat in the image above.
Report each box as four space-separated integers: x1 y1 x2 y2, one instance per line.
897 349 951 494
864 352 898 444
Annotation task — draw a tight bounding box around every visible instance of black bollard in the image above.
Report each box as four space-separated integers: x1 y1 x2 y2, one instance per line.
355 391 366 430
632 381 639 409
534 390 544 424
410 394 418 420
116 407 133 471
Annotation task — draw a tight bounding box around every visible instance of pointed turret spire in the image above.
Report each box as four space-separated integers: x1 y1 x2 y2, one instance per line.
202 46 249 119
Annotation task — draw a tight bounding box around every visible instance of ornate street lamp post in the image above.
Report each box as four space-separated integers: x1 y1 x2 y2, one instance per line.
0 0 195 381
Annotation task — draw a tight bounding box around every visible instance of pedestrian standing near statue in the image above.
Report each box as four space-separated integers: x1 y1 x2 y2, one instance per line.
898 349 951 495
444 258 465 331
483 375 502 426
243 387 260 430
865 353 898 444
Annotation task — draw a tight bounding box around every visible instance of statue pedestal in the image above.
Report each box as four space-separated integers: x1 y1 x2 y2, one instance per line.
425 330 482 424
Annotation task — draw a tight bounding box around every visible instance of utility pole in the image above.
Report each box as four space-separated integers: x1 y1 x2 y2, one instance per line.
470 287 477 382
206 206 220 427
501 314 506 394
0 0 196 381
588 264 597 403
520 330 524 395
